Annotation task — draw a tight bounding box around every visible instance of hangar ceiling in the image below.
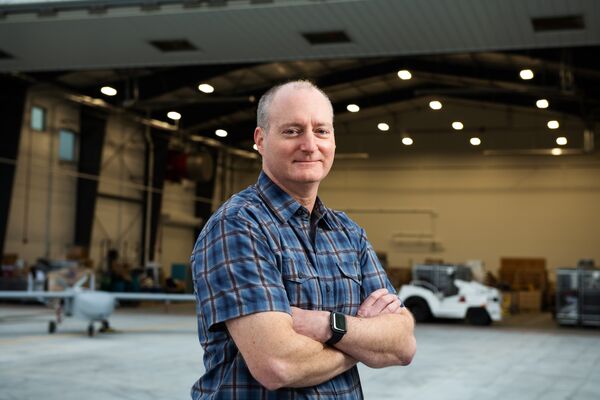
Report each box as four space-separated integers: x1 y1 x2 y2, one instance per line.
1 0 599 156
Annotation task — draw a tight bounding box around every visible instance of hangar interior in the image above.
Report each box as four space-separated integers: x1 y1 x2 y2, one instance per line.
0 1 599 399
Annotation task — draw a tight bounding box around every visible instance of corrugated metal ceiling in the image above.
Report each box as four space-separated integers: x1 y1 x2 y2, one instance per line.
0 0 598 72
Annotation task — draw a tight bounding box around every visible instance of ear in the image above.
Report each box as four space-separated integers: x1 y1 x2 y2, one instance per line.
254 127 265 155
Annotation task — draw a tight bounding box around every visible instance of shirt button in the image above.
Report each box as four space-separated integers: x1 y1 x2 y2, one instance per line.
298 272 304 279
326 285 331 293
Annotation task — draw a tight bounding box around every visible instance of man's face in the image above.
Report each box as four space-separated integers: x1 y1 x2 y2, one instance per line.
255 86 335 193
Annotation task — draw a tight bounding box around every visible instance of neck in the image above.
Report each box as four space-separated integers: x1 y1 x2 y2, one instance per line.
293 192 318 212
263 171 319 213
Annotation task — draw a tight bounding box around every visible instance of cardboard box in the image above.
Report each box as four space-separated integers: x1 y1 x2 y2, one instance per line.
518 290 542 312
2 253 18 264
47 267 93 291
499 257 548 291
66 246 89 261
386 267 412 290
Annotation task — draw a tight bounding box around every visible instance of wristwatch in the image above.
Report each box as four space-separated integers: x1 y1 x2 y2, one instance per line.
326 311 347 346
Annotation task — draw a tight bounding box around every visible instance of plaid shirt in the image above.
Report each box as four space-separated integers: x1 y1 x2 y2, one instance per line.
191 172 395 399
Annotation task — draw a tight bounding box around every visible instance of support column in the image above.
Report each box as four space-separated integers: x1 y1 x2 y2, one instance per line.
74 107 107 249
0 76 28 258
145 128 169 263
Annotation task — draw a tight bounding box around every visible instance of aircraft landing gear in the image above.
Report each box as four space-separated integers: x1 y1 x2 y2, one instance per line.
87 323 95 337
48 321 56 334
99 320 110 333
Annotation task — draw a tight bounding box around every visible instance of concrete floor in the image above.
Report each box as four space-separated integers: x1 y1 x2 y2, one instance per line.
0 304 599 400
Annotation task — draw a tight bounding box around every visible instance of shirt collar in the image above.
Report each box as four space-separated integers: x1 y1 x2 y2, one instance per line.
312 197 336 230
255 171 336 230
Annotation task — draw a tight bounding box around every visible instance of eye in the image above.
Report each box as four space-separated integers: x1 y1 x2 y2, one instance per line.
316 128 331 136
283 128 301 136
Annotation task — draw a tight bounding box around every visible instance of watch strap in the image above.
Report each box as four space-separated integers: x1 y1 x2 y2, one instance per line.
325 312 346 346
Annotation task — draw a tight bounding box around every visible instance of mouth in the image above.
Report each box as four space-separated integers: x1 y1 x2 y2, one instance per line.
293 160 321 164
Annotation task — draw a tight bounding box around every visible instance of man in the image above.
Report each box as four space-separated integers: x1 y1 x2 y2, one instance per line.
191 80 416 399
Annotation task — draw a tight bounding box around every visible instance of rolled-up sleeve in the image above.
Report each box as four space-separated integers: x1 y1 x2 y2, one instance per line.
192 213 291 332
357 227 397 299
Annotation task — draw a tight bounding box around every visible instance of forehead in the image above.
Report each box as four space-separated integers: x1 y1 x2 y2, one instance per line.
269 86 333 124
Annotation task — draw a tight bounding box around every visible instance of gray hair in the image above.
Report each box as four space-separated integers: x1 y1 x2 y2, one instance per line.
256 80 333 132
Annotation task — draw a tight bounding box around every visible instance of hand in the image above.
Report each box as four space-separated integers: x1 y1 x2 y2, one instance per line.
291 307 330 343
357 288 403 318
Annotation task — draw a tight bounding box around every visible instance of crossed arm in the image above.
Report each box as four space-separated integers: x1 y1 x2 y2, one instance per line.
292 288 416 368
226 311 357 390
225 288 416 390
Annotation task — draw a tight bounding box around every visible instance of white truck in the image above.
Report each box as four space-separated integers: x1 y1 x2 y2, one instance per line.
398 263 502 325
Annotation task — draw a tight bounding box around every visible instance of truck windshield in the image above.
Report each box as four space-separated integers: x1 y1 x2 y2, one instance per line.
454 266 473 282
413 264 473 293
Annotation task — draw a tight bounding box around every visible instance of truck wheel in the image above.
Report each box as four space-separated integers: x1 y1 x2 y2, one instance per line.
466 308 491 326
405 298 432 323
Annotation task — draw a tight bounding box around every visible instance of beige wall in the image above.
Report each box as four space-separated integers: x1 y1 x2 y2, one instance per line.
229 152 600 281
7 88 598 285
5 87 234 276
159 180 198 273
92 115 145 269
7 89 148 271
6 89 79 264
226 153 600 280
319 153 600 280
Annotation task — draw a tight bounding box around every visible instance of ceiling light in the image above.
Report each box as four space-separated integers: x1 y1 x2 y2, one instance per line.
377 123 390 131
470 137 481 146
397 70 412 80
215 129 228 137
551 148 562 156
100 86 117 96
452 121 464 130
198 83 215 93
520 69 534 80
536 99 549 109
347 104 360 113
429 100 442 110
252 144 258 151
547 120 559 129
167 111 181 121
556 136 567 146
402 137 413 146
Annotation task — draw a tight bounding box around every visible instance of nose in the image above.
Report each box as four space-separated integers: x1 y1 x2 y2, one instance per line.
299 132 317 153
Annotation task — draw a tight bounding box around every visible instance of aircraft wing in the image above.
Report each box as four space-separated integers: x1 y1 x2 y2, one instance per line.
0 290 74 299
110 292 196 302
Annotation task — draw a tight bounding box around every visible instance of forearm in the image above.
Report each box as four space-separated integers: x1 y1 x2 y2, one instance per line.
335 309 416 368
274 334 357 387
292 306 416 369
226 312 356 391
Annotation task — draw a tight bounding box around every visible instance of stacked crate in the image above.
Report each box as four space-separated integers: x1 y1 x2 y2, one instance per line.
386 267 413 290
376 252 412 290
499 257 548 312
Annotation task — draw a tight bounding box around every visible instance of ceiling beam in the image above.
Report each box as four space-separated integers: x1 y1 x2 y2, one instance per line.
177 51 600 131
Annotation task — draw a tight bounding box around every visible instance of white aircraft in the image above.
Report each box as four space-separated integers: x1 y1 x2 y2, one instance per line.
0 275 196 336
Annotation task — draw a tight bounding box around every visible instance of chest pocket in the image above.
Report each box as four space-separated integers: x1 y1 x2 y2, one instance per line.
282 257 321 309
331 256 362 315
336 259 361 284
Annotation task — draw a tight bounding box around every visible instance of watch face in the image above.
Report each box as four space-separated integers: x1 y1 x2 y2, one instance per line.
332 312 346 332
